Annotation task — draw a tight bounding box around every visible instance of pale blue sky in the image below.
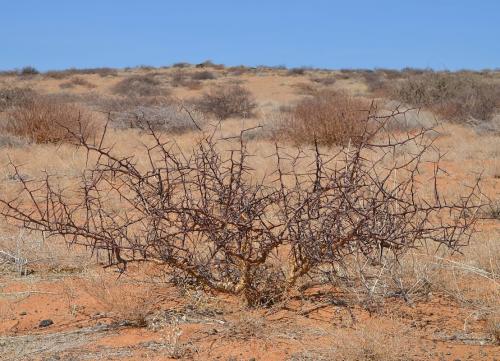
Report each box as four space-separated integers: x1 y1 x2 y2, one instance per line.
1 0 499 71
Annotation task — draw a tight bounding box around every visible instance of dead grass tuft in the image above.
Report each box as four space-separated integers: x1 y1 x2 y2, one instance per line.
79 271 157 327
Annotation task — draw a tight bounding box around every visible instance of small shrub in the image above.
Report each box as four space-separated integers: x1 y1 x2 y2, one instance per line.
112 74 168 97
78 67 118 77
5 97 96 143
191 71 216 81
111 103 204 133
59 77 96 89
227 66 252 76
172 62 191 68
0 134 27 148
485 314 500 345
194 84 257 119
362 71 387 94
80 272 157 327
401 67 431 76
0 87 37 111
95 94 172 112
393 72 499 121
287 67 308 76
195 60 224 69
19 66 39 76
280 90 371 146
482 200 500 220
374 68 404 80
137 65 155 71
335 72 352 80
170 71 203 90
292 82 318 95
310 76 336 86
0 70 18 77
45 67 118 79
45 70 71 79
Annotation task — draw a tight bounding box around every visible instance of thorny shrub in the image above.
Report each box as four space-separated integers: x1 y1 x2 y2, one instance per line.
0 108 483 306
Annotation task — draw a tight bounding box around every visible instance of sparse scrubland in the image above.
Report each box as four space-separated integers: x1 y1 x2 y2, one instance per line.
0 65 498 360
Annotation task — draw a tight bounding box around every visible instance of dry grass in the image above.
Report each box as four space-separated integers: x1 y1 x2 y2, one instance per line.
289 320 417 361
78 271 158 327
4 96 97 144
279 90 371 146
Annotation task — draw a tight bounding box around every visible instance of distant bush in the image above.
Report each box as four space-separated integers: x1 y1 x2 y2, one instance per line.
0 87 38 111
136 65 156 71
0 69 18 76
5 97 96 143
361 71 387 94
112 74 168 97
172 62 191 68
170 71 203 90
287 67 308 76
310 76 337 86
393 72 499 121
195 60 224 69
19 66 39 76
59 77 96 89
227 65 253 76
280 90 371 146
193 84 257 119
374 68 404 80
0 134 27 148
191 71 216 80
112 103 204 133
401 67 430 76
45 67 118 79
292 82 318 95
95 94 172 112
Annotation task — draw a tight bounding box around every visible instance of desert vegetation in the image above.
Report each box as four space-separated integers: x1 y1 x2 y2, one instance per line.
1 94 95 144
0 65 498 360
279 90 372 146
392 71 499 121
193 84 257 119
112 74 169 98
